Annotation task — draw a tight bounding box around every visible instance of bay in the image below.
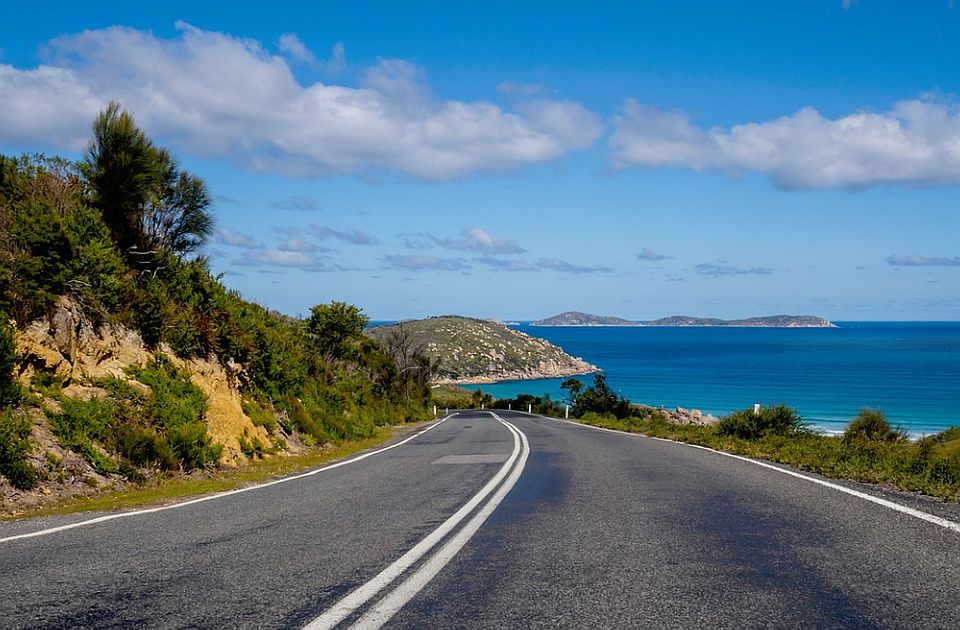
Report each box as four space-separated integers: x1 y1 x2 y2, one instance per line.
466 322 960 437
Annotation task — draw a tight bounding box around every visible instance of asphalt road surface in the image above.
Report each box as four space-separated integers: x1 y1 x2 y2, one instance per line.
2 410 959 629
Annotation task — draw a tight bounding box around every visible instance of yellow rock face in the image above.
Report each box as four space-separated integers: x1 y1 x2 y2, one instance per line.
15 296 265 465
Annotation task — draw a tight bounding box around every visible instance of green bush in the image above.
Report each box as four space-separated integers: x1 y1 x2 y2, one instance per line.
50 396 117 474
166 422 222 470
0 409 39 489
844 408 906 442
128 354 206 429
719 403 806 440
0 320 19 406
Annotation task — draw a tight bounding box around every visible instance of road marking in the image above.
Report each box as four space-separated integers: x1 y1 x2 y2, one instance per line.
431 453 510 465
304 412 528 630
543 414 960 534
350 414 530 629
0 415 457 544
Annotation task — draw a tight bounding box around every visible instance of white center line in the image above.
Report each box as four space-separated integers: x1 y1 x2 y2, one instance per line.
304 412 529 630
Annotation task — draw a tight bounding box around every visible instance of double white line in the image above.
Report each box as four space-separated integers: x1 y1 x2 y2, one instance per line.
305 412 530 630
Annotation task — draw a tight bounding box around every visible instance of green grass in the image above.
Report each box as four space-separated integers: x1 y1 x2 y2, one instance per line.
575 410 960 502
2 421 430 520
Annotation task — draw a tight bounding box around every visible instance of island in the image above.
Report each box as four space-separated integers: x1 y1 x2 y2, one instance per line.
532 311 836 328
367 315 598 384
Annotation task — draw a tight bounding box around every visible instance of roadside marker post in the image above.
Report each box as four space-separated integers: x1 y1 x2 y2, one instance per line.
433 405 437 417
528 404 532 413
565 405 569 419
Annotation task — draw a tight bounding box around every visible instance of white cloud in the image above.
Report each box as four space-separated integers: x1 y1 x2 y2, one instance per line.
234 249 328 269
0 23 601 180
886 254 960 267
610 97 960 188
448 228 525 254
278 34 346 74
309 224 377 245
637 247 670 261
216 228 259 249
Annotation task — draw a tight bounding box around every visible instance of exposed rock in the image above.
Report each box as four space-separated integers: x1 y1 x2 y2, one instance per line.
13 296 265 466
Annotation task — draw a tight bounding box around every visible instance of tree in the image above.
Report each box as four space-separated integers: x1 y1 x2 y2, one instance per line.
140 148 213 255
83 102 213 257
83 102 158 253
560 377 584 406
307 301 369 359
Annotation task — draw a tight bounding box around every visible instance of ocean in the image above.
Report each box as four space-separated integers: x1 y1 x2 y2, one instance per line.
466 322 960 437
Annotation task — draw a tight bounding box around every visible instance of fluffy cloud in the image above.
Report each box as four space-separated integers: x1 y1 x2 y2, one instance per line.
886 254 960 267
637 247 670 261
0 23 602 179
216 228 259 249
695 262 773 277
233 249 330 270
277 34 345 73
611 97 960 188
436 228 525 254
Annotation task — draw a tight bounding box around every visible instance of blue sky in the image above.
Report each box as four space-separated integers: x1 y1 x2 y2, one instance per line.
2 1 959 320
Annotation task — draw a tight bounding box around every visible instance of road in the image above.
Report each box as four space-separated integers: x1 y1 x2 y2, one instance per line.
2 410 959 628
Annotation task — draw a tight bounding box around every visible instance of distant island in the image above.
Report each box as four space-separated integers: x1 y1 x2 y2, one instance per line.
367 315 598 384
532 311 836 328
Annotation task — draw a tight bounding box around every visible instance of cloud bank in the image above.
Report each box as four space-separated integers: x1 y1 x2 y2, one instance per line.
611 97 960 188
0 22 602 179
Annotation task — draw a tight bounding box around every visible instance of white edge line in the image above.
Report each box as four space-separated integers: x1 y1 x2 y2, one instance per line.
304 412 526 630
349 413 529 629
539 414 960 534
0 414 458 544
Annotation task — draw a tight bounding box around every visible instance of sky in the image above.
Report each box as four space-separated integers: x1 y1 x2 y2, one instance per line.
2 1 959 321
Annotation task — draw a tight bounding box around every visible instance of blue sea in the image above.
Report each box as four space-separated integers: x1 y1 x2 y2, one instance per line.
466 323 960 437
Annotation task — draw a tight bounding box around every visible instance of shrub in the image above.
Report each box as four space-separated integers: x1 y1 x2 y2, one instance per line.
0 320 20 406
50 396 117 474
128 354 206 429
844 408 906 442
0 409 39 489
719 403 806 440
166 422 222 470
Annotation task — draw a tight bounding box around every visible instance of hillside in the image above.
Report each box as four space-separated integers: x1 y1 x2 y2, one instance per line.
0 104 432 514
531 311 835 328
531 311 639 326
367 316 597 383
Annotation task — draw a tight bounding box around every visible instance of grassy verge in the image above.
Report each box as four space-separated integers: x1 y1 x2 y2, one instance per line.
575 413 960 502
2 421 429 521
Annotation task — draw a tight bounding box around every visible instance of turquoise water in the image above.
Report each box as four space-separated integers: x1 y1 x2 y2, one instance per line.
466 322 960 437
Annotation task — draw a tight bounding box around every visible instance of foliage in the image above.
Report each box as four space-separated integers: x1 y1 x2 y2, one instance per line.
0 319 19 406
563 373 633 419
718 403 806 440
843 408 907 442
571 406 960 502
0 103 434 489
307 301 368 359
0 409 40 489
128 355 206 429
82 102 213 257
491 392 563 416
